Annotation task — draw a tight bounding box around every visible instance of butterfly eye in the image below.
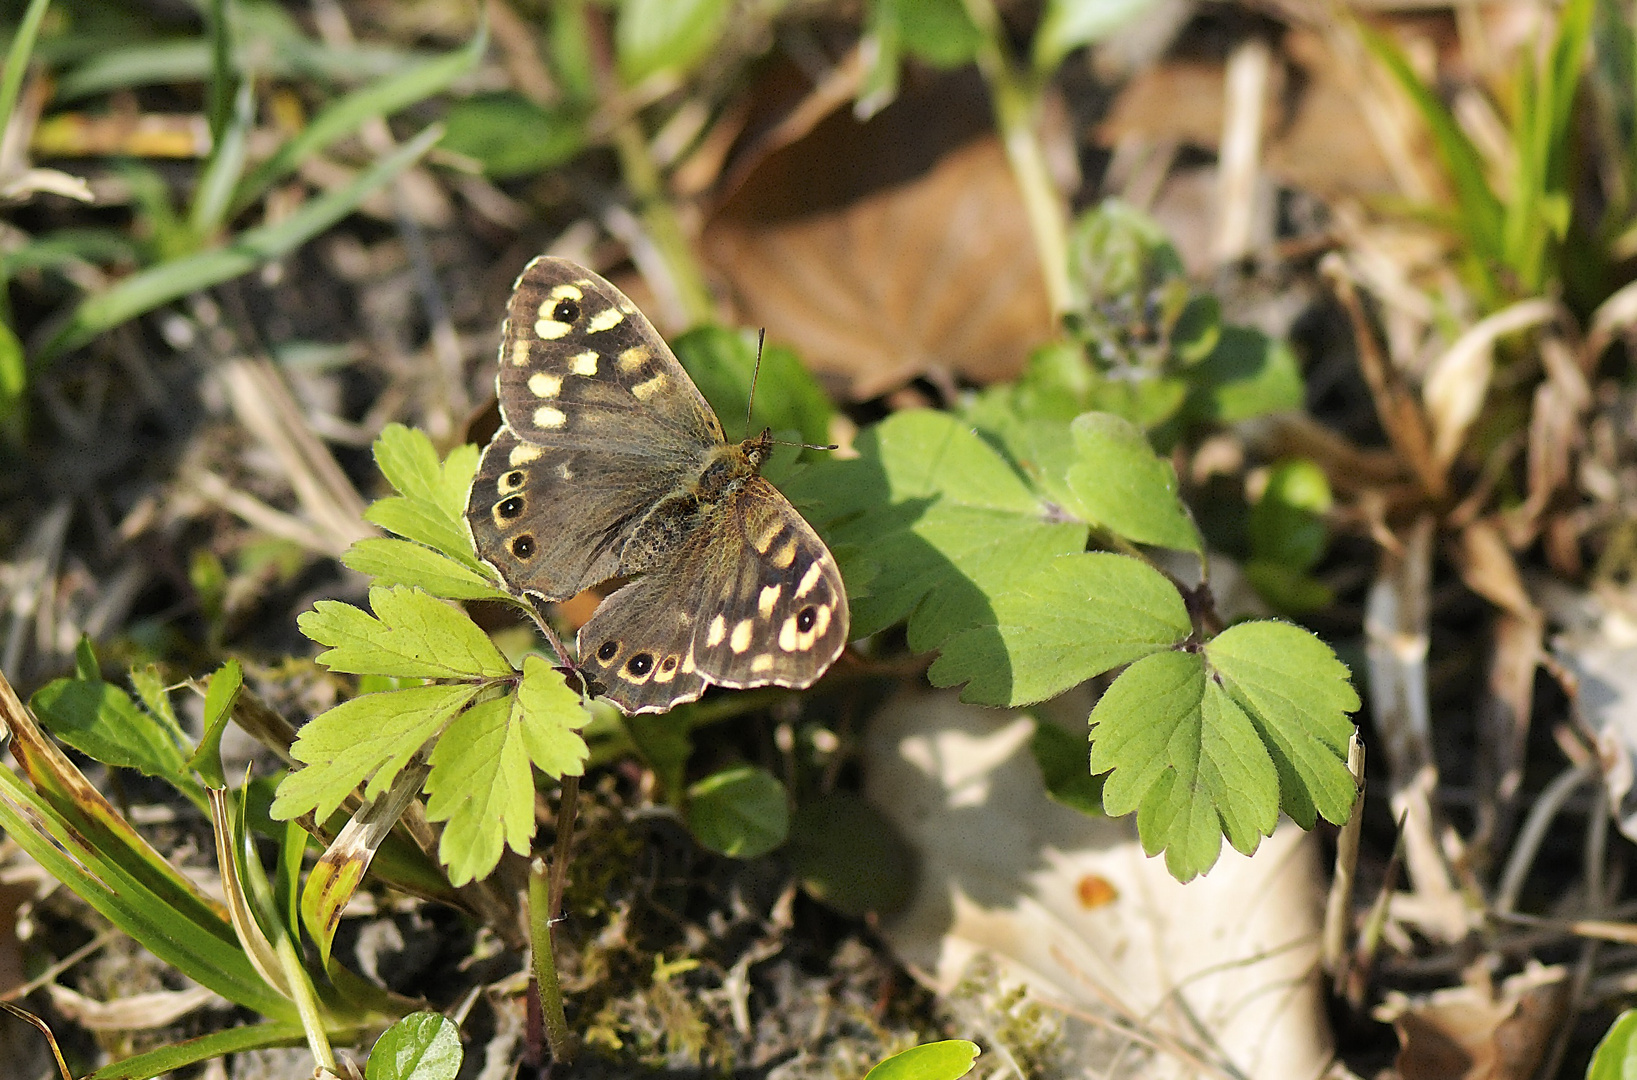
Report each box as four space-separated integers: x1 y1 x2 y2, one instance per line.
553 298 579 323
497 496 524 519
626 653 653 676
511 535 535 559
597 640 619 662
797 606 818 633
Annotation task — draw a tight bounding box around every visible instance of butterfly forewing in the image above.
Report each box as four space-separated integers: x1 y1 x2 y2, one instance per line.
468 256 850 713
498 257 722 453
577 479 849 714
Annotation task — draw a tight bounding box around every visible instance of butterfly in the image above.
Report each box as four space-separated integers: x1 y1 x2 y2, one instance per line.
465 257 849 714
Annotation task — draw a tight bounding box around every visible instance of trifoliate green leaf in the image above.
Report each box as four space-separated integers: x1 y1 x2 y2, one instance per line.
343 538 510 601
300 586 512 680
366 424 483 569
1181 326 1304 423
425 697 535 885
929 552 1189 705
515 654 590 779
790 409 1086 648
1091 650 1280 881
272 683 480 823
1205 621 1357 830
1063 413 1201 554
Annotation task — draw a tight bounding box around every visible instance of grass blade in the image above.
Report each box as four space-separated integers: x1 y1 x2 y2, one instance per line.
42 122 443 361
228 19 485 217
0 0 51 160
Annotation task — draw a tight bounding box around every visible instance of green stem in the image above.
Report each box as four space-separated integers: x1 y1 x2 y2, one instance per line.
960 0 1070 317
610 116 715 325
275 924 336 1073
529 776 579 1063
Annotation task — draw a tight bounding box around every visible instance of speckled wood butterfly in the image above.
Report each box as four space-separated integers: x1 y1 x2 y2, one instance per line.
465 257 849 714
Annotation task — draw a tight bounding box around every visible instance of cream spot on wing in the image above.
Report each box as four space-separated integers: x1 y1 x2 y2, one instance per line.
758 584 780 616
680 649 696 674
811 604 831 639
795 561 823 598
555 462 573 480
528 372 562 398
729 619 754 654
508 443 543 466
548 283 583 302
652 660 677 684
618 346 649 373
753 521 783 554
771 540 797 568
778 617 797 651
619 300 638 315
534 317 572 340
705 615 726 647
568 350 599 376
585 308 624 333
510 340 531 366
630 373 668 401
750 653 774 673
532 406 567 430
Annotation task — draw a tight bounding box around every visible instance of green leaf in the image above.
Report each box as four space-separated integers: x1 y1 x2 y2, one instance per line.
515 654 591 779
1063 413 1202 553
187 658 243 788
789 409 1087 649
43 124 444 361
1248 459 1331 570
342 538 510 601
929 552 1189 706
366 1012 463 1080
441 93 585 179
864 1041 981 1080
685 765 788 859
1030 720 1105 816
872 0 981 68
1180 326 1304 424
616 0 730 84
787 792 913 916
425 697 537 885
0 317 24 422
272 683 481 823
78 1021 308 1079
1205 621 1357 830
1091 650 1280 881
31 677 193 789
300 586 512 681
1586 1010 1637 1080
230 23 486 216
1033 0 1158 73
366 425 484 568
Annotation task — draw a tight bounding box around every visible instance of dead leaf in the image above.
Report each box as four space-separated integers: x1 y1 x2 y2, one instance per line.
702 71 1052 400
1377 965 1567 1080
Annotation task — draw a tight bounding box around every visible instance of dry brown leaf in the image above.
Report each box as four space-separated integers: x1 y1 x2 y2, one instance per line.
1377 965 1567 1080
701 74 1051 400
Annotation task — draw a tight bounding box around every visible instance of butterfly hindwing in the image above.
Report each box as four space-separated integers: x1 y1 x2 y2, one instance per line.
576 479 848 714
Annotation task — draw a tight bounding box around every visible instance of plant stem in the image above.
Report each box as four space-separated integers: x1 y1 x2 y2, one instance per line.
960 0 1071 318
529 776 580 1063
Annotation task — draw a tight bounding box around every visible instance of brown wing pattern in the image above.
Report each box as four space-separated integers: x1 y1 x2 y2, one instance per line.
576 479 848 713
497 257 722 454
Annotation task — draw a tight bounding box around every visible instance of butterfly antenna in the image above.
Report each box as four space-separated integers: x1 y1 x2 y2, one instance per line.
746 327 765 435
749 327 839 452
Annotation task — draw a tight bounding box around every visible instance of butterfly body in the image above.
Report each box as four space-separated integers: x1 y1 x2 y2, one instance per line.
466 258 848 714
